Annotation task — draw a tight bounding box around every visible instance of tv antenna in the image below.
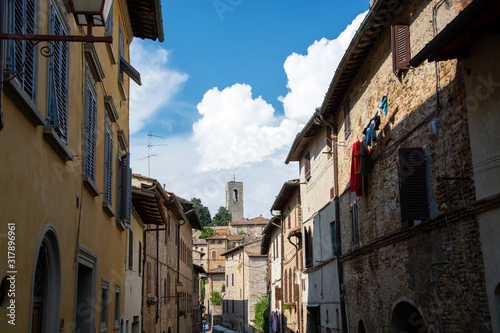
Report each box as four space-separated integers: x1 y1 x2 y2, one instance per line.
139 132 167 176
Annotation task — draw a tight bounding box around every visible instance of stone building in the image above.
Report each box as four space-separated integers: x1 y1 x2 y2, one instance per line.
269 180 303 333
284 0 496 331
0 1 162 332
136 174 203 333
261 217 283 333
229 215 269 236
222 240 267 333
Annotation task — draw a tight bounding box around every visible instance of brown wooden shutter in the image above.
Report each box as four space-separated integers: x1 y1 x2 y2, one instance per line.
399 148 429 222
344 97 351 139
392 25 410 74
304 152 311 181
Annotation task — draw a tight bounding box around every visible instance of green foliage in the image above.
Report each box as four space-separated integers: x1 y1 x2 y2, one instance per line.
179 309 186 318
282 302 295 311
199 227 215 239
191 197 212 226
254 294 269 333
210 291 222 305
211 206 232 226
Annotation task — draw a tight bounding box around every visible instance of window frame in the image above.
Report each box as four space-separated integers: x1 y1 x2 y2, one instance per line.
100 279 110 332
113 284 121 330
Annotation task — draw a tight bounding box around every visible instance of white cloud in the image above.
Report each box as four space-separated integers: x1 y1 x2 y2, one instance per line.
129 41 189 134
279 11 368 123
130 11 368 218
193 83 301 171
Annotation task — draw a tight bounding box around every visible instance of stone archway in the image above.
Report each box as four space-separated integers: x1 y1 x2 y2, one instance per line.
358 319 367 333
390 301 426 333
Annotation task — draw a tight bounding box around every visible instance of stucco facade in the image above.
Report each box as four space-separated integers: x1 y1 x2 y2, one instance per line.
0 1 162 332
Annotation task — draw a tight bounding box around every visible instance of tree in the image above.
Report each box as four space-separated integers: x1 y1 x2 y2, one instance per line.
211 206 232 226
254 294 269 333
199 227 215 239
191 197 212 226
210 291 222 305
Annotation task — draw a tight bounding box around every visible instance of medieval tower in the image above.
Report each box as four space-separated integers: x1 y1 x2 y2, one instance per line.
225 181 244 222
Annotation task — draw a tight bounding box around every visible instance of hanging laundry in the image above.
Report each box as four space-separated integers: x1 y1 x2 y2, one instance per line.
373 113 381 130
379 94 388 115
350 141 363 196
364 120 377 147
357 141 370 175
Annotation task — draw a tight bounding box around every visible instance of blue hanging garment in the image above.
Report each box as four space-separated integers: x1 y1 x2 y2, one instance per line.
379 94 388 115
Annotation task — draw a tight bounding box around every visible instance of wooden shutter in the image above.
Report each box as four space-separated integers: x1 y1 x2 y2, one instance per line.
331 222 337 255
104 120 113 205
84 84 97 182
344 97 351 140
9 0 37 100
128 230 133 270
351 201 360 247
304 152 311 181
49 5 69 143
138 242 142 275
399 148 429 222
392 25 410 74
120 152 132 227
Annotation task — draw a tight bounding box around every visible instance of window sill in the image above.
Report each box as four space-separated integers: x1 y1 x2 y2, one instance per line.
43 126 73 162
103 202 116 217
83 176 100 197
106 43 117 65
116 220 126 231
118 80 127 101
4 75 45 127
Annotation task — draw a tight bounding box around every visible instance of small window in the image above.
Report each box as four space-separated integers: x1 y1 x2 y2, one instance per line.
212 251 217 259
344 97 351 140
237 227 242 233
391 24 410 75
100 279 110 332
114 285 121 329
398 148 429 224
128 229 133 271
103 111 114 213
304 152 311 181
233 189 238 202
249 227 254 232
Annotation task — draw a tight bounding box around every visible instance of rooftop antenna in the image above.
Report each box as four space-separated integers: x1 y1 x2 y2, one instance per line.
139 132 167 177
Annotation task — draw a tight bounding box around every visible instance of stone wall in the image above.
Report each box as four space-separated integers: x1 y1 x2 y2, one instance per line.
331 0 490 331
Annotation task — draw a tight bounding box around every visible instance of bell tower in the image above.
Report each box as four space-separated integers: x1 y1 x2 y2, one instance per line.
225 180 244 222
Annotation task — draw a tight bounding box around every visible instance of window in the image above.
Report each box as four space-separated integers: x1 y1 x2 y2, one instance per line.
331 221 337 255
100 279 109 332
289 269 293 303
6 0 37 100
103 112 114 214
344 97 351 140
398 148 429 224
163 278 167 305
167 273 171 304
237 227 242 233
83 79 98 196
287 207 291 229
118 153 132 227
232 273 234 286
138 242 142 276
212 251 217 259
351 199 360 247
233 189 238 202
146 262 152 294
304 152 311 181
128 230 133 271
391 24 410 75
114 285 121 329
284 271 288 302
47 4 70 144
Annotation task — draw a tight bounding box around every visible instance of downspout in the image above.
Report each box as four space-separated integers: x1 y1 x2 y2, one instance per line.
176 207 188 333
287 233 300 333
156 224 159 323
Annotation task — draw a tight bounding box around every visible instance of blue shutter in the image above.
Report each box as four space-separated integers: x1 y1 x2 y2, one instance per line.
120 152 132 227
8 0 37 100
104 122 113 205
48 5 69 143
84 84 97 182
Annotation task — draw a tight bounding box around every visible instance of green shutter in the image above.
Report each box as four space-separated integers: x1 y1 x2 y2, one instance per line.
104 121 113 205
120 153 132 227
84 84 97 183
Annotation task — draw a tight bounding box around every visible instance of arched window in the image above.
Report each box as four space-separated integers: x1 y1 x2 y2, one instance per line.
31 227 62 333
233 189 238 202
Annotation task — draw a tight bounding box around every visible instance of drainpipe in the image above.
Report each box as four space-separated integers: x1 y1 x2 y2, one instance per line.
156 224 159 323
177 208 187 333
287 233 300 333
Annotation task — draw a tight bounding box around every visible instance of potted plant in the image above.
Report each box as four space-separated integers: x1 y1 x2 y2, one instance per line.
179 309 187 318
146 294 159 305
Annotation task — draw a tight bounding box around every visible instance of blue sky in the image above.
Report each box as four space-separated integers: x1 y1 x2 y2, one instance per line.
129 0 369 219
